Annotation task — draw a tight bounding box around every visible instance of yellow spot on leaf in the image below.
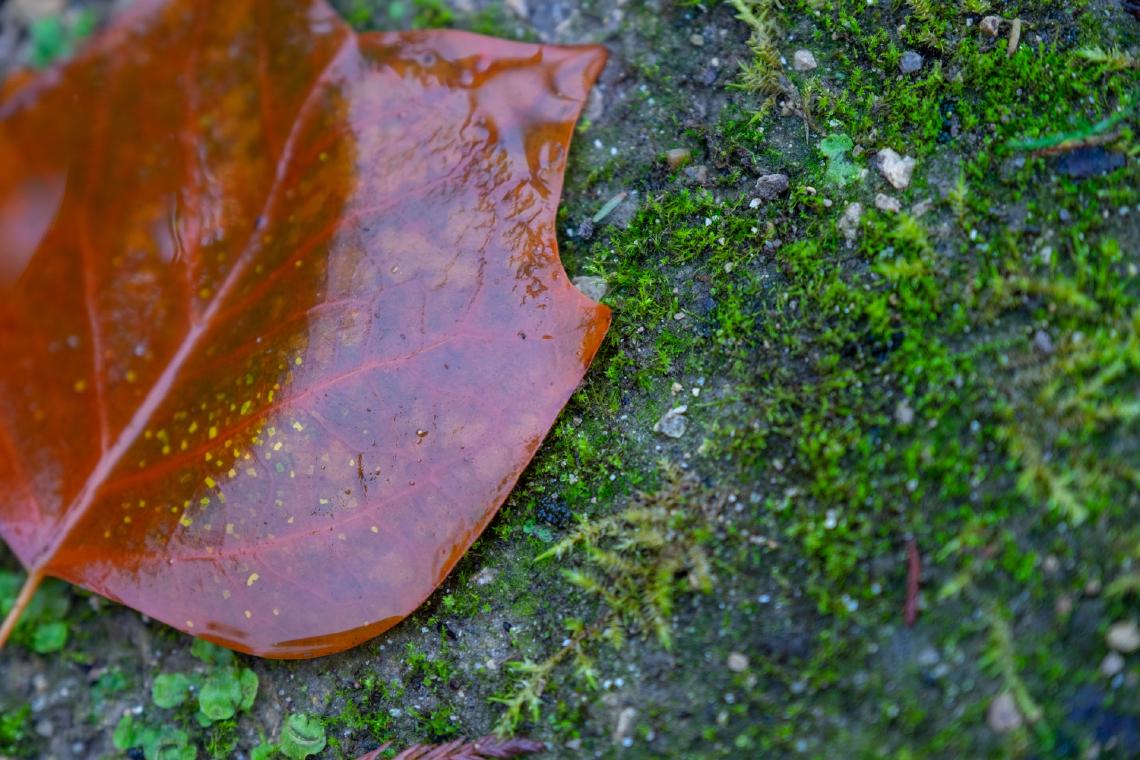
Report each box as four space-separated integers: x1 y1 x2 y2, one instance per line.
247 573 259 587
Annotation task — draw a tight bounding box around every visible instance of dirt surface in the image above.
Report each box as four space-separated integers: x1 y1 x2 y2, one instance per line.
2 0 1140 758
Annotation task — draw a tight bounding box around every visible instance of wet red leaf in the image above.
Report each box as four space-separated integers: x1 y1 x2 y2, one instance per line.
0 0 608 658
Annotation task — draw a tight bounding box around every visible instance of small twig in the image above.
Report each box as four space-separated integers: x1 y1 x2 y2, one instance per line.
904 537 921 627
355 735 546 760
1006 106 1133 155
591 192 627 224
0 568 44 650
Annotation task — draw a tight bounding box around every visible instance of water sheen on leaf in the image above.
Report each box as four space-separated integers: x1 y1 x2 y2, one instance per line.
0 0 608 658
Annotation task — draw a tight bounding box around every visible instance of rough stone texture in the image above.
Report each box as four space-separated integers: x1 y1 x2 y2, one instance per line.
754 173 790 200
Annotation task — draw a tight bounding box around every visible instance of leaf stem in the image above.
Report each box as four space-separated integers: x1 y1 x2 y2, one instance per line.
0 568 44 649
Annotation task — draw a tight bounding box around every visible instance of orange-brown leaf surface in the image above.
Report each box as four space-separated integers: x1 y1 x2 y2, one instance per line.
0 0 608 658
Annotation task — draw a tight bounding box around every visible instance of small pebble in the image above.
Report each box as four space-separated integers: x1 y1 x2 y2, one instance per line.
980 15 1003 37
1033 329 1054 355
1101 652 1126 678
792 49 818 71
1107 620 1140 653
900 50 924 74
727 652 750 672
877 148 916 190
754 173 790 200
875 193 902 213
653 405 689 439
986 692 1023 733
613 706 637 744
895 399 915 425
1055 595 1073 618
664 147 691 169
838 202 863 243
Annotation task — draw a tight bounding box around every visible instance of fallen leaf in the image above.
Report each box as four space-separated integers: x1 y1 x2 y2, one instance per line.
0 0 608 658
